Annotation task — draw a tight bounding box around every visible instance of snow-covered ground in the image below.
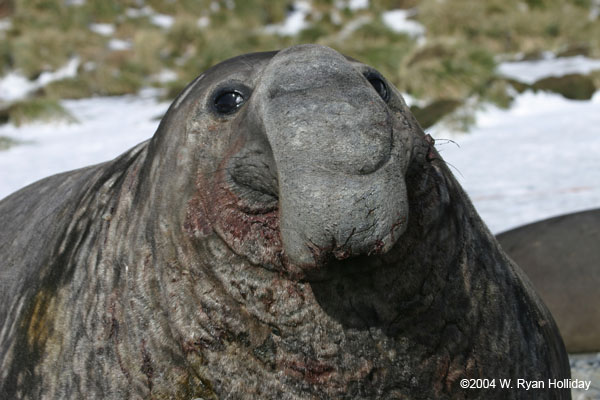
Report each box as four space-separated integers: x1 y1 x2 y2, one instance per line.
264 1 311 36
381 9 425 39
498 53 600 84
0 57 80 102
264 1 426 40
0 89 169 199
431 89 600 233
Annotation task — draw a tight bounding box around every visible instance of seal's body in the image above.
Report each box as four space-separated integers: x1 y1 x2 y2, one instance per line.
498 208 600 353
0 45 570 399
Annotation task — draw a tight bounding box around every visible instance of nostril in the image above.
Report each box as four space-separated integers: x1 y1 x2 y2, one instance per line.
358 154 389 175
356 127 393 175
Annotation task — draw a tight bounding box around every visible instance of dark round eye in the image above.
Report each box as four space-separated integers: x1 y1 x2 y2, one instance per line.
214 91 245 114
368 77 389 102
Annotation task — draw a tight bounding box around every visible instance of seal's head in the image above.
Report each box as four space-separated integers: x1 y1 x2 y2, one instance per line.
154 44 429 277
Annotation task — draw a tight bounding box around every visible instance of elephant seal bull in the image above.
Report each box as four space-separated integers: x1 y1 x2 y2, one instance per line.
497 208 600 353
0 45 570 399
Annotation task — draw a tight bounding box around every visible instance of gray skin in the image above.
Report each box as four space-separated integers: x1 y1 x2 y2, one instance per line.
0 45 570 399
497 208 600 354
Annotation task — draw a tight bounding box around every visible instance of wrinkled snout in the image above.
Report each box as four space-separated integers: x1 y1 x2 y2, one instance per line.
249 45 411 267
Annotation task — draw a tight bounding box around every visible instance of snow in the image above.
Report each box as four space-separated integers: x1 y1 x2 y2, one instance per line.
150 14 175 29
0 74 34 102
0 89 170 200
591 0 600 20
337 15 371 39
197 16 210 28
0 57 80 102
151 69 178 84
330 10 343 25
89 23 115 36
348 0 369 10
0 18 11 31
125 7 154 18
335 0 369 10
498 54 600 84
431 90 600 233
37 58 80 87
264 1 311 36
124 5 175 29
108 38 132 51
381 9 425 38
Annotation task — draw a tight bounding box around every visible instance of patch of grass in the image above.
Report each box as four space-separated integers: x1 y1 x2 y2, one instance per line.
418 0 600 57
371 0 420 12
172 18 291 86
410 98 462 129
0 33 11 74
6 98 75 126
130 29 169 75
145 0 207 16
481 79 515 109
297 24 332 43
590 70 600 91
400 40 497 100
78 0 127 23
231 0 288 26
41 77 94 99
161 79 191 101
2 0 599 128
434 102 478 133
80 66 143 96
556 43 590 57
9 29 74 78
0 105 9 124
165 16 204 60
0 135 21 150
532 74 596 100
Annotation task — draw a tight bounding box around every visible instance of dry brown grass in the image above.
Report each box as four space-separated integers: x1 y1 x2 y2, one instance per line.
0 0 597 127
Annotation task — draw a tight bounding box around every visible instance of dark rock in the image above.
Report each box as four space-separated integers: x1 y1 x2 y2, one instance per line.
532 73 596 100
410 98 462 129
556 44 590 58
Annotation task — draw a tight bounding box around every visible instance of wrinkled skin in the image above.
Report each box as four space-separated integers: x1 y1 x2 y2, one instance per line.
0 45 570 399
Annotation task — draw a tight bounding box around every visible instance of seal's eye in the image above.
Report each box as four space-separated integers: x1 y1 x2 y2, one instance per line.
368 77 389 102
214 91 245 114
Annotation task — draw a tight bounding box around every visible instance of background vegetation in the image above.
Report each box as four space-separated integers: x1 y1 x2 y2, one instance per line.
0 0 599 128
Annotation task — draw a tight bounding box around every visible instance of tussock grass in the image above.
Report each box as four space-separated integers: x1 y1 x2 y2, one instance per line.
419 0 600 57
5 98 75 126
0 135 20 150
1 0 598 127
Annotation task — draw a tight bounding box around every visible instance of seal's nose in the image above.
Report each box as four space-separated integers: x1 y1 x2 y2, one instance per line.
257 44 392 176
250 45 409 267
